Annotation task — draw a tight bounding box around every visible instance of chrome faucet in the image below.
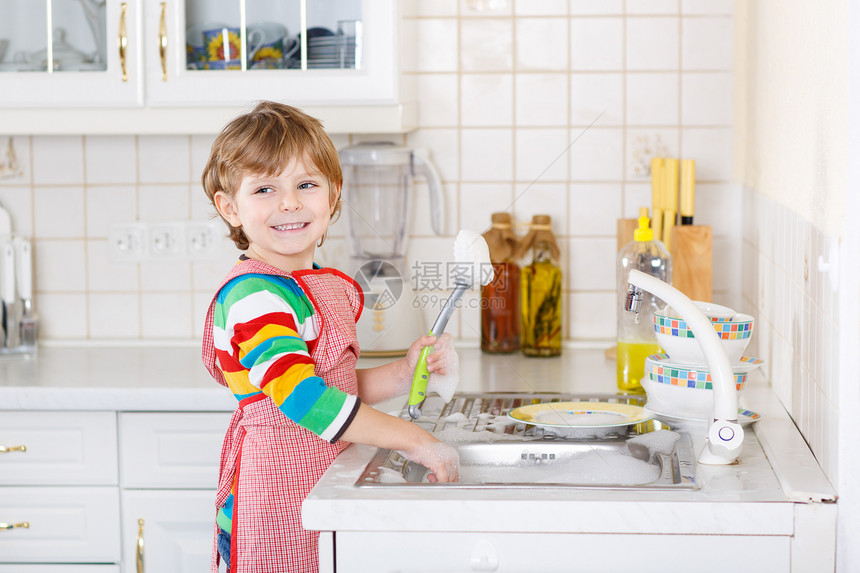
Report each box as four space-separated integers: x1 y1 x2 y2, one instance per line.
625 269 744 465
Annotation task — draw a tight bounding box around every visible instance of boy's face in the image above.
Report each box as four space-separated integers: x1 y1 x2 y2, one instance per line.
214 155 335 272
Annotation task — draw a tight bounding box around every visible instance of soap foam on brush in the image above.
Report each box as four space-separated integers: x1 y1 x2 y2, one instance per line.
452 229 494 288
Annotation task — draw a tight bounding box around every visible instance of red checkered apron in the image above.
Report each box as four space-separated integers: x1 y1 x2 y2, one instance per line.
202 259 363 573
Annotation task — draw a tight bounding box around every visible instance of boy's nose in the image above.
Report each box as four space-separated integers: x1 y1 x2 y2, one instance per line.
280 191 302 211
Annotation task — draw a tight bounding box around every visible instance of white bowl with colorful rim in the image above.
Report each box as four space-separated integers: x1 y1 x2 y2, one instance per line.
642 354 764 421
653 311 754 365
661 301 739 322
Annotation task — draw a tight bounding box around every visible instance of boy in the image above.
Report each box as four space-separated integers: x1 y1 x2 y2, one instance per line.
201 101 459 572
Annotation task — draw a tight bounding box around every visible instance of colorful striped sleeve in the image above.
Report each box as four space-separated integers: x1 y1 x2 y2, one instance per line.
213 273 359 443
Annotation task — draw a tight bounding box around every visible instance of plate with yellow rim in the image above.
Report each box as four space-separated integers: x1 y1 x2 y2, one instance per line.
507 401 653 429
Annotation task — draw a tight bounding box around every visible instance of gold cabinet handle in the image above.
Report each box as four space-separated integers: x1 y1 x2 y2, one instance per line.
136 518 145 573
119 3 128 82
158 3 167 81
0 521 29 530
0 445 27 454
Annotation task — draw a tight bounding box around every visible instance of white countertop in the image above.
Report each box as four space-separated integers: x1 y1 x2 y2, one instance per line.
0 342 836 538
0 343 236 411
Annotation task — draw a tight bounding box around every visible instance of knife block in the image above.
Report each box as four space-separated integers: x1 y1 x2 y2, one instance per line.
617 218 638 251
670 225 713 302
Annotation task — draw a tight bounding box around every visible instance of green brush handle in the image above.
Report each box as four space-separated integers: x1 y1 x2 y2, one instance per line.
407 331 434 417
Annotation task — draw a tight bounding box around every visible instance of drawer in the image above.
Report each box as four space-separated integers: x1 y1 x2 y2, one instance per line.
119 412 231 488
0 487 121 563
0 411 117 486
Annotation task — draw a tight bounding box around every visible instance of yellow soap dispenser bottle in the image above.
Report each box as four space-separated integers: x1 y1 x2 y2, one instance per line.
616 208 672 391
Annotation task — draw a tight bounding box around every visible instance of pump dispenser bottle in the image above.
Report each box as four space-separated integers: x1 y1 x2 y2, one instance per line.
616 208 671 391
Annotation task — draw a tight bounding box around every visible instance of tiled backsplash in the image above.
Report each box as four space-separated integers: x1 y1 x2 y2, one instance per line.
741 189 840 480
0 0 737 342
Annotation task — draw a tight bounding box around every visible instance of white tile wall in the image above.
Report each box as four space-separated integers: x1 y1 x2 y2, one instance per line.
0 0 737 343
742 189 840 479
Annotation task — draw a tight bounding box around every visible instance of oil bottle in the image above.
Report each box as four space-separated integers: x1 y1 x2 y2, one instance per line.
518 215 562 357
616 208 671 391
481 213 520 353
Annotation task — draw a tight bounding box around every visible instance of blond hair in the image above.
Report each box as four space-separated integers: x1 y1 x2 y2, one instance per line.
202 101 343 250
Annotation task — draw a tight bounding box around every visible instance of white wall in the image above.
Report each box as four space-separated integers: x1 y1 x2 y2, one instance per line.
736 0 858 570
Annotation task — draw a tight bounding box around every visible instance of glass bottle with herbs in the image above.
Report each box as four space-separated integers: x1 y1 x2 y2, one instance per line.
517 215 562 357
481 213 520 354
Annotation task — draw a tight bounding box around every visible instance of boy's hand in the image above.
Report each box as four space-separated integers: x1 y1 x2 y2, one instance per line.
402 333 460 402
399 438 460 483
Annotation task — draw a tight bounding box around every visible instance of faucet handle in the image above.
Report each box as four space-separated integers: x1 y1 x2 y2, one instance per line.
699 419 744 464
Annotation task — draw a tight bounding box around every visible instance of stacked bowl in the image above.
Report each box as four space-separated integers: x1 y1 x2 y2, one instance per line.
642 302 763 421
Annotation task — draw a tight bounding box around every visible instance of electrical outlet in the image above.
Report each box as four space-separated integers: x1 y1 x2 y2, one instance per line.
108 223 145 263
148 223 185 259
186 221 219 260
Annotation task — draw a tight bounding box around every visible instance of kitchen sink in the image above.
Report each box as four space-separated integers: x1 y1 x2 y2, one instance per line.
355 392 698 490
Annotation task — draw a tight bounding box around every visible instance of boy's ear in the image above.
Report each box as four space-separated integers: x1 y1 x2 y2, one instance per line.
214 191 242 227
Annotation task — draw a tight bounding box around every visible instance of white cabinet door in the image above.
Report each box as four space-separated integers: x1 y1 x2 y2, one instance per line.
0 411 118 486
118 412 230 489
143 0 400 107
0 0 143 107
0 487 121 563
121 490 215 573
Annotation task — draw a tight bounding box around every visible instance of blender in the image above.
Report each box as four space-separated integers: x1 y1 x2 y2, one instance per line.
339 142 444 356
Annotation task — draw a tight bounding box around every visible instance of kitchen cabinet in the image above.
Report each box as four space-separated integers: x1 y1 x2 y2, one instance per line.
0 0 143 108
118 412 230 573
120 491 215 573
0 412 121 565
0 409 230 570
0 0 415 134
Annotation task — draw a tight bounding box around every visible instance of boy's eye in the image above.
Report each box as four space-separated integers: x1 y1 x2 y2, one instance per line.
255 186 275 194
298 181 318 191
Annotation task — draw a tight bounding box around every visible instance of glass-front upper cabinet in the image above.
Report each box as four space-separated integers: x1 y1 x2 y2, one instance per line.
146 0 395 107
0 0 142 106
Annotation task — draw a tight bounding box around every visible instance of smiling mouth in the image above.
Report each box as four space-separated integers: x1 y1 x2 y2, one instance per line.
272 222 309 231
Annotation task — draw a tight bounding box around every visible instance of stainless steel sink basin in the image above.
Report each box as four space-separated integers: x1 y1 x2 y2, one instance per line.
355 392 699 490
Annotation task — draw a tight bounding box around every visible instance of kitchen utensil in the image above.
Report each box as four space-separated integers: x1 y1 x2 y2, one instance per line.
670 224 713 302
1 239 17 348
645 401 762 426
14 237 36 348
663 158 679 251
654 310 753 365
641 354 763 422
247 22 292 66
407 230 493 419
340 142 445 356
650 157 665 242
507 401 652 429
0 202 10 347
77 0 107 64
679 159 695 225
17 28 93 71
663 301 737 321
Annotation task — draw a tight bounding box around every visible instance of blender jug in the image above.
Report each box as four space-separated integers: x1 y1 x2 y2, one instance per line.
340 142 444 356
